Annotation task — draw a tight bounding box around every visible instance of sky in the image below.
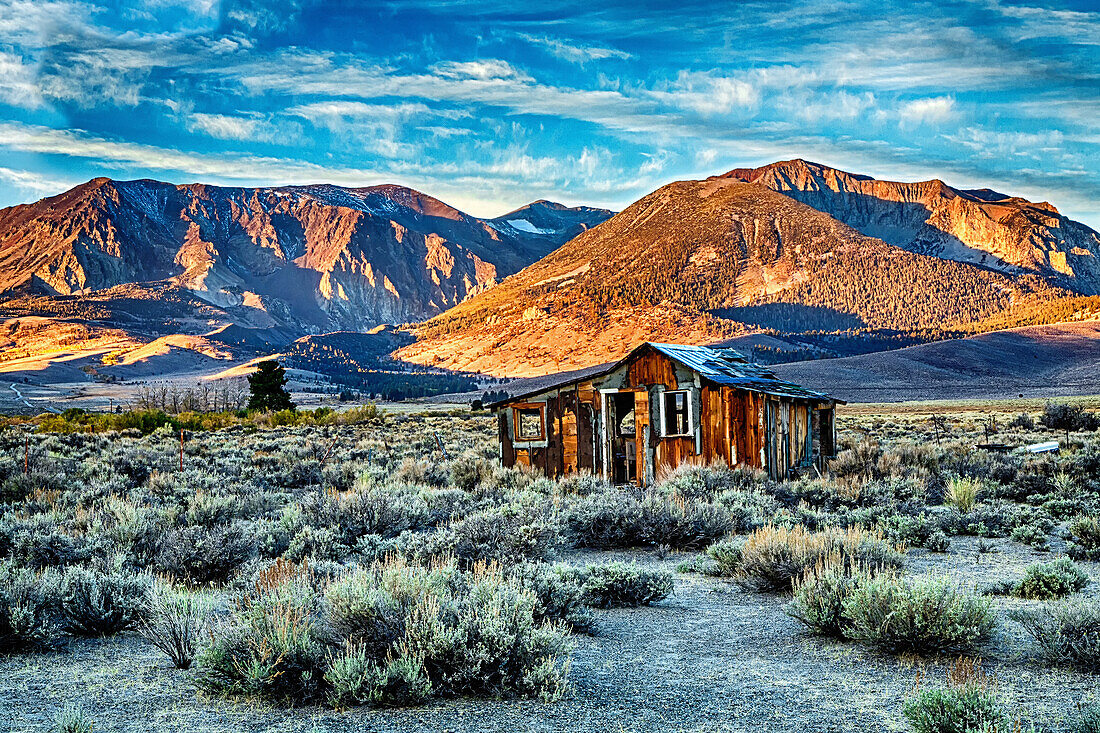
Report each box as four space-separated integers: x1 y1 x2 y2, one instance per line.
0 0 1097 227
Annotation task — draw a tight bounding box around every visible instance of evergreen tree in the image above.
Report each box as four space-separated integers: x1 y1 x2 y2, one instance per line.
247 360 295 412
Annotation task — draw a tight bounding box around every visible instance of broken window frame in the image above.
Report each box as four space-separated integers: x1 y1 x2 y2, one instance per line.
660 389 693 437
512 403 546 441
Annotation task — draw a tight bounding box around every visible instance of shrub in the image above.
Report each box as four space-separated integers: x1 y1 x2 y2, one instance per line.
722 525 904 592
0 562 63 653
640 496 733 549
1008 413 1035 431
54 703 93 733
156 524 255 586
56 566 151 636
903 681 1005 733
705 539 742 576
137 581 213 669
946 476 981 513
436 504 563 568
1068 515 1100 561
198 561 330 704
844 576 995 654
878 513 950 552
511 563 593 631
326 643 432 708
387 560 570 701
579 562 673 609
565 491 645 549
787 560 880 638
1009 524 1049 550
202 556 572 707
1010 598 1100 672
1013 557 1089 600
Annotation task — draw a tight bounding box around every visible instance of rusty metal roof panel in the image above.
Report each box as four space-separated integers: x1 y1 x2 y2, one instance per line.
646 342 836 401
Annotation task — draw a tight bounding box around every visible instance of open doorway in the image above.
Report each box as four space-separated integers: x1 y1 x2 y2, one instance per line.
606 391 638 484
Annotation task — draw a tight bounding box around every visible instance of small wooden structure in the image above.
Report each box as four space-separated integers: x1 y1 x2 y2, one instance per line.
489 342 842 484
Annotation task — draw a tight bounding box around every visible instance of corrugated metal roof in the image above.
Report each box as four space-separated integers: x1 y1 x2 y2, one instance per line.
645 342 836 400
488 341 839 408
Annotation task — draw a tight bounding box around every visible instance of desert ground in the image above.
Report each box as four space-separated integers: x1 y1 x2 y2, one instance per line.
1 403 1099 733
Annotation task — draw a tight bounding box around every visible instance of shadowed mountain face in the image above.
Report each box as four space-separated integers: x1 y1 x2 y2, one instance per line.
398 177 1068 377
723 159 1100 292
0 178 612 331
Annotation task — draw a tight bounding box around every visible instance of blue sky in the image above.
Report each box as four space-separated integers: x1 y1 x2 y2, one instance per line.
0 0 1097 227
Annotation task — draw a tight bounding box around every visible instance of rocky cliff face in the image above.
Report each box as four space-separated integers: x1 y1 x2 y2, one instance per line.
0 178 612 331
723 159 1100 291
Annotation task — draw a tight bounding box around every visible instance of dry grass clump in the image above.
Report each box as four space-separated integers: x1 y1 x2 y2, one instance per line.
946 476 982 513
718 524 904 592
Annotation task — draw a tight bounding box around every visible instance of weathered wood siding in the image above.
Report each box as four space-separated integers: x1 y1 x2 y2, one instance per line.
497 343 833 483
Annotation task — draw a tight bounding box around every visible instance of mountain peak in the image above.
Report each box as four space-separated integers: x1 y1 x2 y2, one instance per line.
713 160 1099 286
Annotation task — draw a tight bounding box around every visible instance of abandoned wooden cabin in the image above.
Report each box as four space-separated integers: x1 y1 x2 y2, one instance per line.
489 342 842 484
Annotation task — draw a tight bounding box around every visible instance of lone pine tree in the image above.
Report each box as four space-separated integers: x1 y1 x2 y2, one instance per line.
247 360 295 412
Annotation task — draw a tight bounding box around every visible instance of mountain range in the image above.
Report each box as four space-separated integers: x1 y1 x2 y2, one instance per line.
0 177 611 330
1 159 1099 391
398 160 1100 376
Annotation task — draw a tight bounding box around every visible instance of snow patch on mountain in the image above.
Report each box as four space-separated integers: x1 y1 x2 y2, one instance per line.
505 219 555 235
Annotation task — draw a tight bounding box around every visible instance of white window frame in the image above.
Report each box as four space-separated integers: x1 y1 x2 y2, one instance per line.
660 389 694 438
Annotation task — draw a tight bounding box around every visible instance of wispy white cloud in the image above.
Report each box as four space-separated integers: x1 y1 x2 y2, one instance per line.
0 50 43 108
517 33 632 63
898 96 957 125
0 166 77 198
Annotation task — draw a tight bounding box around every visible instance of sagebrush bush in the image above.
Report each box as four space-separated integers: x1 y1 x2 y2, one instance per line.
56 566 151 636
137 581 213 669
580 562 673 609
566 490 731 550
0 562 63 653
565 490 645 548
425 504 562 568
511 563 594 631
843 576 995 654
787 560 881 638
155 524 255 586
903 682 1005 733
1010 598 1100 672
1013 557 1090 600
198 560 331 703
199 556 571 707
721 525 903 592
326 642 432 708
1068 515 1100 561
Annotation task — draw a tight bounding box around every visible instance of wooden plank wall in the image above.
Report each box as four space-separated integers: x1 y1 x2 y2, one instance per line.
498 345 830 483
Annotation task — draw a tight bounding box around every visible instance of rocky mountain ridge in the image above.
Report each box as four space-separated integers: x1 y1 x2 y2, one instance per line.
0 178 612 331
723 159 1100 290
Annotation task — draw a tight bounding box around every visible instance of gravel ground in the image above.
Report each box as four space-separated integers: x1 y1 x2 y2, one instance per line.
2 540 1097 733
